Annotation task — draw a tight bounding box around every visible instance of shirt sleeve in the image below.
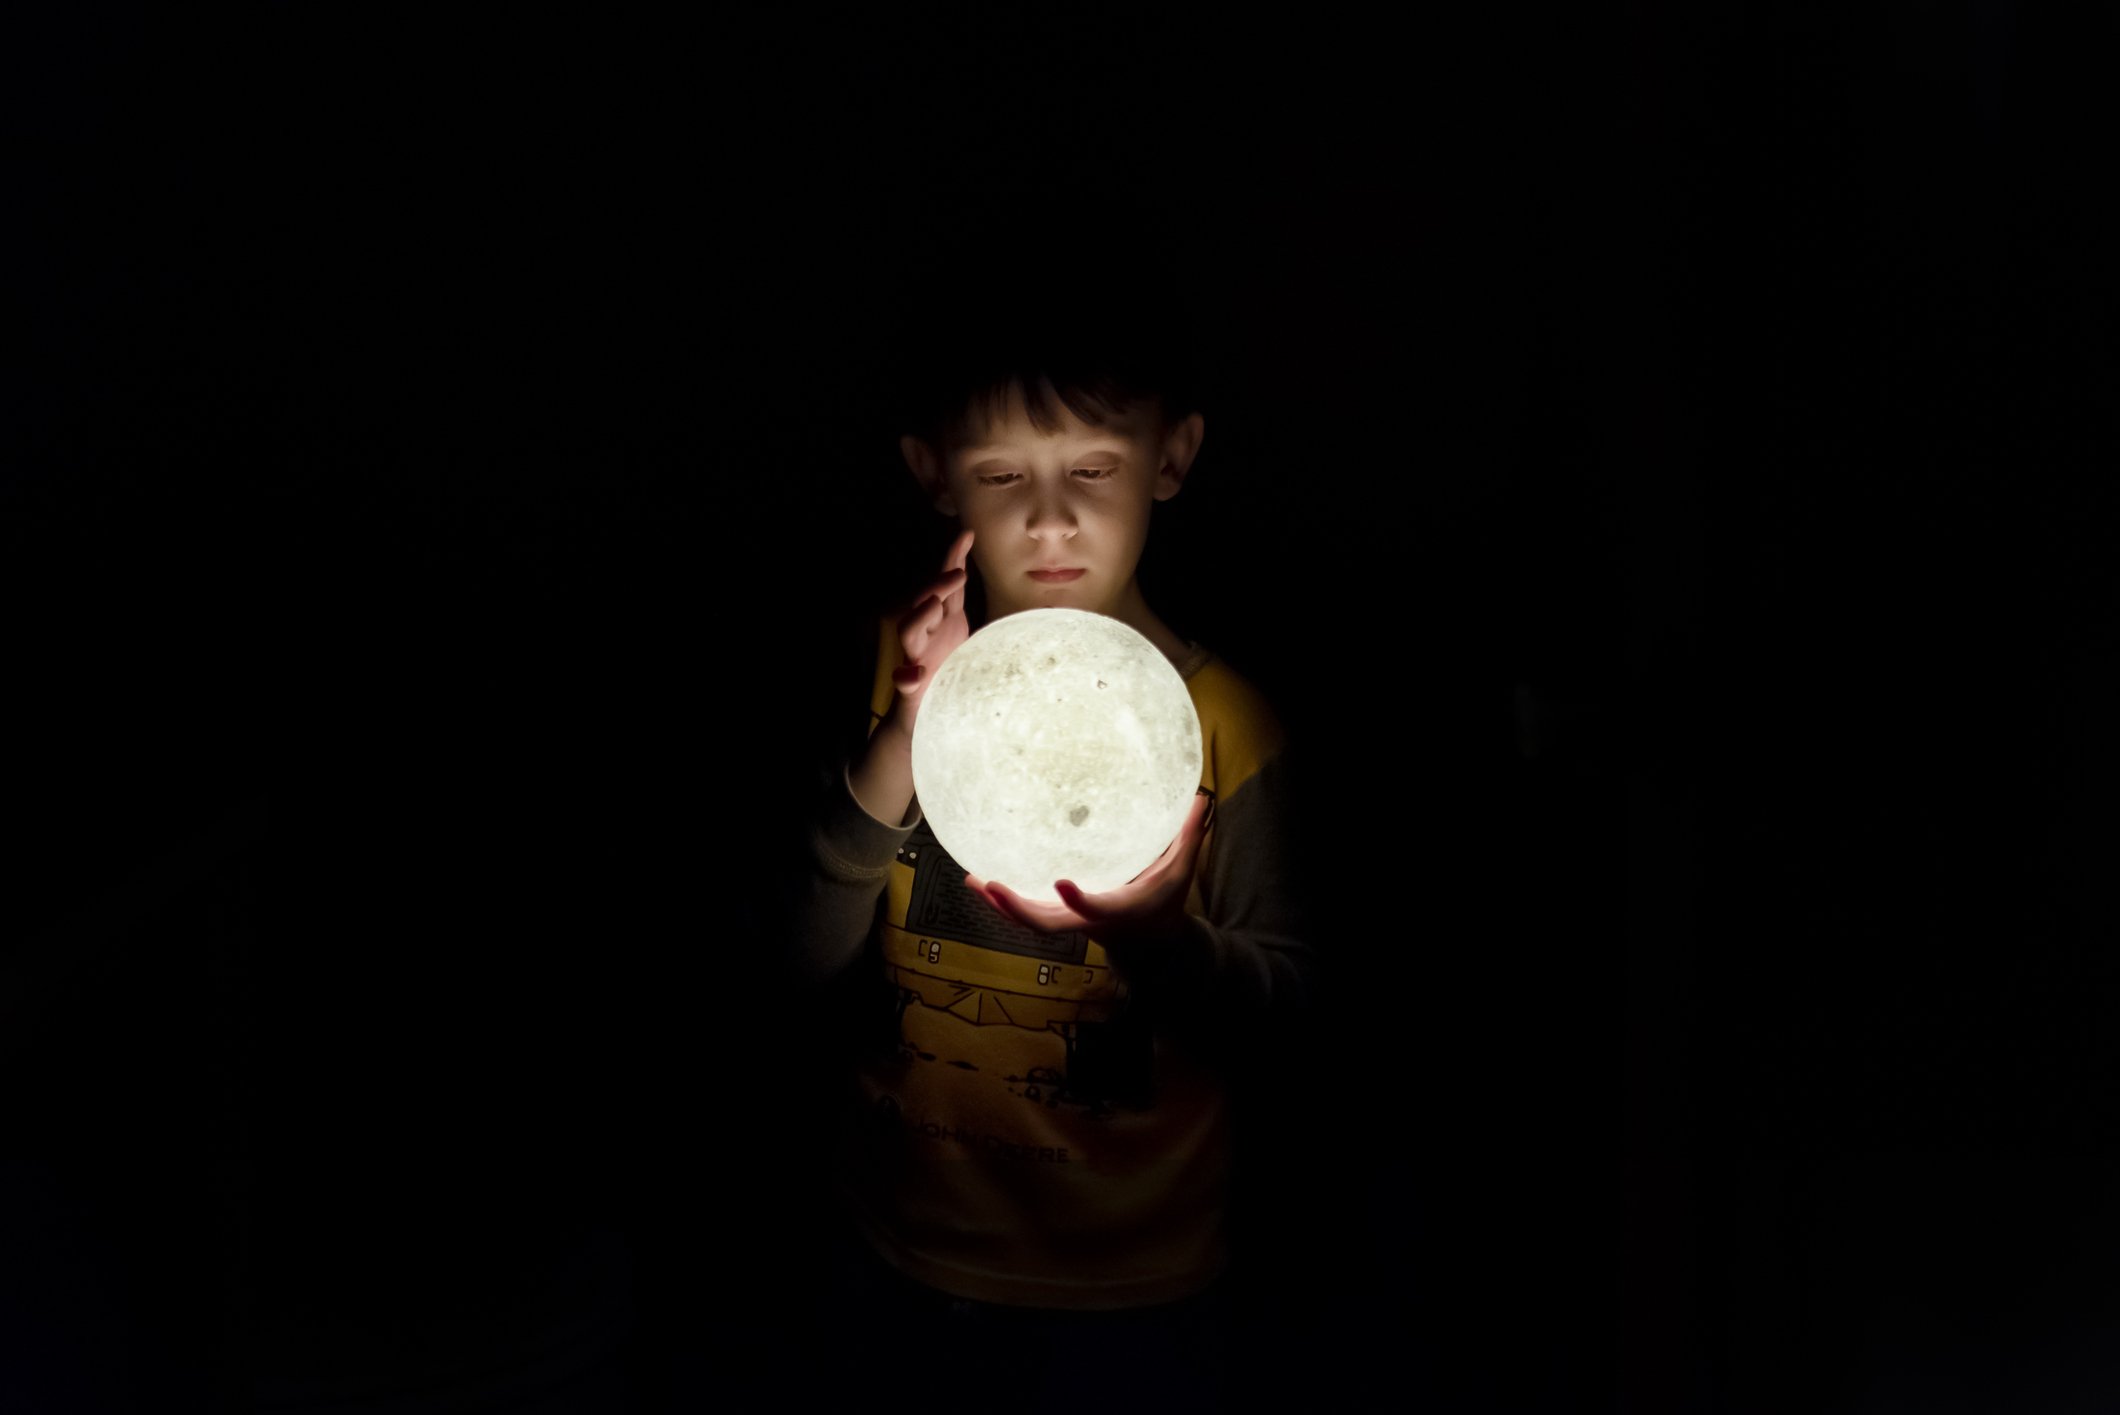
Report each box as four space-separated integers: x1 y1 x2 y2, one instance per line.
1101 747 1315 1035
785 759 922 986
1192 748 1314 1016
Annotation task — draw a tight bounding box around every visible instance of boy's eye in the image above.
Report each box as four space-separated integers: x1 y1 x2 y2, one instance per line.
972 467 1114 486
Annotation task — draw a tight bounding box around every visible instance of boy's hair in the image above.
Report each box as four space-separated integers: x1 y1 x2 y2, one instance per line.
883 202 1208 452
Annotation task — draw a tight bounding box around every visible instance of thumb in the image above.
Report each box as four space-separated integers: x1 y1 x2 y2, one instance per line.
1174 790 1213 852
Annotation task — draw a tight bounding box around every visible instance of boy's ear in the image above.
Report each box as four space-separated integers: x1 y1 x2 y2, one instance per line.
900 434 957 516
1153 413 1205 503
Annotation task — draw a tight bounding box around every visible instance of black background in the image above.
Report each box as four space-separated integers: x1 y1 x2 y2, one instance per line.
7 4 2115 1412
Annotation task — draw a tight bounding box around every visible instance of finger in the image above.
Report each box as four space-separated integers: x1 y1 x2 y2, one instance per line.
900 594 947 654
981 879 1029 927
966 874 1019 925
1127 794 1214 886
1180 790 1214 844
984 879 1063 932
1051 879 1107 924
901 570 966 636
1167 792 1213 859
893 663 923 694
948 527 976 574
1146 793 1213 870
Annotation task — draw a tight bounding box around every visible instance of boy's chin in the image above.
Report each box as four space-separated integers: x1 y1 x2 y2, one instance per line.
997 584 1106 617
1031 581 1102 605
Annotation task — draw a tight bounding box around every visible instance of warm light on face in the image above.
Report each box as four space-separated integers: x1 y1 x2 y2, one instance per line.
911 608 1202 904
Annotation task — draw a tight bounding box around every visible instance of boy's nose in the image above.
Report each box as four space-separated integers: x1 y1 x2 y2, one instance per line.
1025 487 1078 541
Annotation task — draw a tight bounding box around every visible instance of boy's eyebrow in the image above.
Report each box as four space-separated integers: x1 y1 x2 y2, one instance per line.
960 441 1130 463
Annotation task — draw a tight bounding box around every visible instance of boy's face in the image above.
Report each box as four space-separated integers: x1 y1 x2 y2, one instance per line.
904 380 1204 622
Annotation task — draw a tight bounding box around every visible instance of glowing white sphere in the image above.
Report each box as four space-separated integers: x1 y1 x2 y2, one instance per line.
911 608 1202 905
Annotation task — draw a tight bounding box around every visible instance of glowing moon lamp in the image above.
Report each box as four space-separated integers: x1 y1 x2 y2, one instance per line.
911 607 1202 905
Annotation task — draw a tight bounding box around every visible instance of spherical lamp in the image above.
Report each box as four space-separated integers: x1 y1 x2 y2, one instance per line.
911 608 1202 904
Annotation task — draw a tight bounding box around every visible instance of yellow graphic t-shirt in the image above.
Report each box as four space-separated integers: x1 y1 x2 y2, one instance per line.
813 616 1304 1309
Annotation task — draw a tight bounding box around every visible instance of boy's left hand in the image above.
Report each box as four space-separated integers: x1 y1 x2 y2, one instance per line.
967 791 1213 943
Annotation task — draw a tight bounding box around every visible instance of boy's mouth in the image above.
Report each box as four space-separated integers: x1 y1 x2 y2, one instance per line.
1027 568 1086 583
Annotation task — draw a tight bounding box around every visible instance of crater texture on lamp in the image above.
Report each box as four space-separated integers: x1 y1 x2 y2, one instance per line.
911 608 1203 905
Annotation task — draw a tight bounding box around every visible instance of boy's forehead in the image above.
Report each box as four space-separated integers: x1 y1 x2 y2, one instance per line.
951 386 1161 456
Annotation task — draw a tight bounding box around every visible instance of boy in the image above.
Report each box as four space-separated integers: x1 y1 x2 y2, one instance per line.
789 244 1309 1405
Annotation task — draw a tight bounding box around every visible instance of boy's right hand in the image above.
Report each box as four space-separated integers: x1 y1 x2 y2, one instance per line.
883 528 975 739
